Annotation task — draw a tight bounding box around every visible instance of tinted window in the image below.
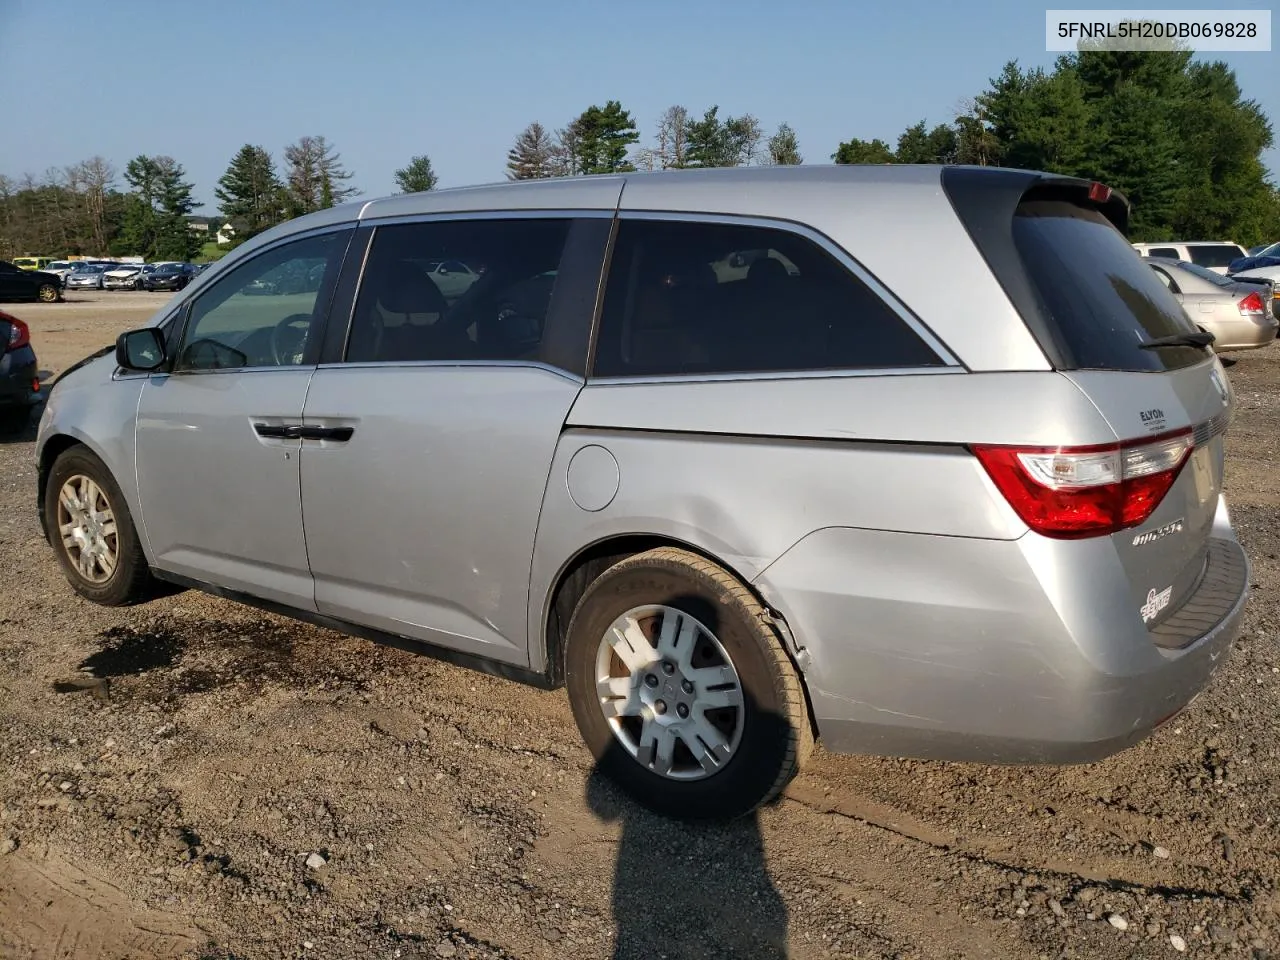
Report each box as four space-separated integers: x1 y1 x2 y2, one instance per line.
346 218 570 364
1147 247 1180 259
1012 201 1206 372
175 230 347 371
1187 245 1243 268
592 219 942 378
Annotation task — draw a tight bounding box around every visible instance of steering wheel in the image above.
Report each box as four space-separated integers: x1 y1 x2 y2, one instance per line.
271 313 312 366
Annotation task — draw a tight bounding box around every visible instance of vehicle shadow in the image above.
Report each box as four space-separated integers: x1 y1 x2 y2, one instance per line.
586 585 794 960
0 392 44 444
587 762 790 959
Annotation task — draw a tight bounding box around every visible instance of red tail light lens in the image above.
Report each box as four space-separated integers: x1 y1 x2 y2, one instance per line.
1238 292 1266 316
2 313 30 351
973 429 1194 538
1088 181 1113 203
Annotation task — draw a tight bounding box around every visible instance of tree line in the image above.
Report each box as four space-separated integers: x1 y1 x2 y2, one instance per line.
1 49 1276 259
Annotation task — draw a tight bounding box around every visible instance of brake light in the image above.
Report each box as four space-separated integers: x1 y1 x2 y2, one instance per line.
1088 181 1113 203
1238 292 1266 316
2 313 29 351
973 428 1194 538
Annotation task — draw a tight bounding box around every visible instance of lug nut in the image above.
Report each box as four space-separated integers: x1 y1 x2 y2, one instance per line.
676 703 689 719
661 661 675 676
644 674 659 688
654 700 667 715
681 680 694 695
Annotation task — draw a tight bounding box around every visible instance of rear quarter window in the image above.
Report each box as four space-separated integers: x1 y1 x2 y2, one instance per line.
1012 201 1207 372
1186 245 1244 269
592 218 944 378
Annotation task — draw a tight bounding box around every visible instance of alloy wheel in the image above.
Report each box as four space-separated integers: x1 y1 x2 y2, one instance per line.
594 604 745 780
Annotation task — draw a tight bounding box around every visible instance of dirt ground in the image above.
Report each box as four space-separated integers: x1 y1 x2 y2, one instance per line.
1 295 1278 960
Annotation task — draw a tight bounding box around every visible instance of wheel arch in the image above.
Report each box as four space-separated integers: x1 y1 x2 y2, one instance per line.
37 432 136 548
539 533 809 702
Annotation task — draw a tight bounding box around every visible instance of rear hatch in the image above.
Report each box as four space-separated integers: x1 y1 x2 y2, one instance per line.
944 169 1234 633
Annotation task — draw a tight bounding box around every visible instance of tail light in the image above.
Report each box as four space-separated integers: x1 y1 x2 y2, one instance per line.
1238 291 1266 316
1088 181 1113 203
2 313 30 351
973 428 1194 539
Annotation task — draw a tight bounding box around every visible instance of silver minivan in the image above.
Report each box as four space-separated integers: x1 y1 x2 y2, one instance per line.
36 166 1250 819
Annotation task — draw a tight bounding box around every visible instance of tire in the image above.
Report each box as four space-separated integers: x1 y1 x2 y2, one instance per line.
37 283 59 303
45 446 154 606
564 547 812 820
0 407 29 436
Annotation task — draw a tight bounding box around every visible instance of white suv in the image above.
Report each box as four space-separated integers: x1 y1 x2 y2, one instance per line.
1132 241 1247 275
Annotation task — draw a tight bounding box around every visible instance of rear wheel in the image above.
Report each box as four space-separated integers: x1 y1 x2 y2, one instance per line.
37 283 59 302
45 447 153 605
564 547 812 820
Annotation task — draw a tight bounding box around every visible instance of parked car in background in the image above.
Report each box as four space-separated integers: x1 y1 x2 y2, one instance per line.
1247 243 1277 256
66 264 108 290
1132 241 1248 275
0 260 62 302
37 166 1250 819
1228 242 1280 275
43 261 78 283
103 264 145 291
0 309 39 434
1145 257 1278 349
12 257 54 272
142 262 196 292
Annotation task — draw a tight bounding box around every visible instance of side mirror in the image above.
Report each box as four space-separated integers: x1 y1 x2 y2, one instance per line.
116 328 166 371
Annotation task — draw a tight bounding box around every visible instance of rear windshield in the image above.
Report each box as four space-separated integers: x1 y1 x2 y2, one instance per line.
1175 260 1235 287
1012 201 1207 372
1186 244 1243 268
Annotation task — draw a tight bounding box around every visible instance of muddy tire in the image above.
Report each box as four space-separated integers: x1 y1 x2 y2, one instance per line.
564 547 812 820
45 446 154 606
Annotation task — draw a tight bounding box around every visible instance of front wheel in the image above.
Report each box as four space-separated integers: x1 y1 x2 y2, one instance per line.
37 283 59 302
45 447 154 605
564 547 812 820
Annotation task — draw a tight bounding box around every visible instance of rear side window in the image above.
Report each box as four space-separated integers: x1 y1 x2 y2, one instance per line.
1012 201 1206 371
1186 245 1242 268
347 219 571 364
1146 246 1180 259
592 219 943 378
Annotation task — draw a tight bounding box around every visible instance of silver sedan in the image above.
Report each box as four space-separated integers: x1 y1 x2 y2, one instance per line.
1145 257 1278 351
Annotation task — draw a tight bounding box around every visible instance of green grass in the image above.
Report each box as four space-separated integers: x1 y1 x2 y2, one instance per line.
194 241 229 264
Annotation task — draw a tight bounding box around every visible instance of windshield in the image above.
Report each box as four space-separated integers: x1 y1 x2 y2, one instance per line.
1012 200 1206 372
1255 242 1280 259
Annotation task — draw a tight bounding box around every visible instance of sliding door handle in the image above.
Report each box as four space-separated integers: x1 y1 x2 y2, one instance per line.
253 423 301 439
298 425 354 442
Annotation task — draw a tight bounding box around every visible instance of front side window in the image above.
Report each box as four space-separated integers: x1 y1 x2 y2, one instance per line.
174 230 348 372
1147 247 1180 259
591 219 943 378
346 218 571 364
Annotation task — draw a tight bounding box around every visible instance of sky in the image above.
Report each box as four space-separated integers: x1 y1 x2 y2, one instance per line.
1 0 1276 210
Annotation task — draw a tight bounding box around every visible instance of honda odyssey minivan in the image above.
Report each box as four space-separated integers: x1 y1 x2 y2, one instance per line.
36 166 1249 819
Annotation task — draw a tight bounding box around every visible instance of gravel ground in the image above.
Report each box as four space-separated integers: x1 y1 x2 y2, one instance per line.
1 300 1278 960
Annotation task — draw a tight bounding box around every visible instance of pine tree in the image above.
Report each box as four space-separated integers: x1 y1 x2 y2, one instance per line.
683 107 762 168
506 124 556 180
569 101 639 174
215 145 283 240
395 155 439 192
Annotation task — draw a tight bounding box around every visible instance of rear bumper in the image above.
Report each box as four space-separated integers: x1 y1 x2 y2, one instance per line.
753 499 1248 764
0 348 38 407
1208 316 1278 351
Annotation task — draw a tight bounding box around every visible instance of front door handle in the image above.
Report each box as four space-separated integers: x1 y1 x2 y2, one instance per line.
298 425 354 442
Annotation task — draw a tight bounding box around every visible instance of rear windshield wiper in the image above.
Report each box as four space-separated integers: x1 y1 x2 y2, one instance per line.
1138 331 1215 350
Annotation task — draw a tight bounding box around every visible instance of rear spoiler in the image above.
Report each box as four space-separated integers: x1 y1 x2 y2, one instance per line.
941 166 1132 370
